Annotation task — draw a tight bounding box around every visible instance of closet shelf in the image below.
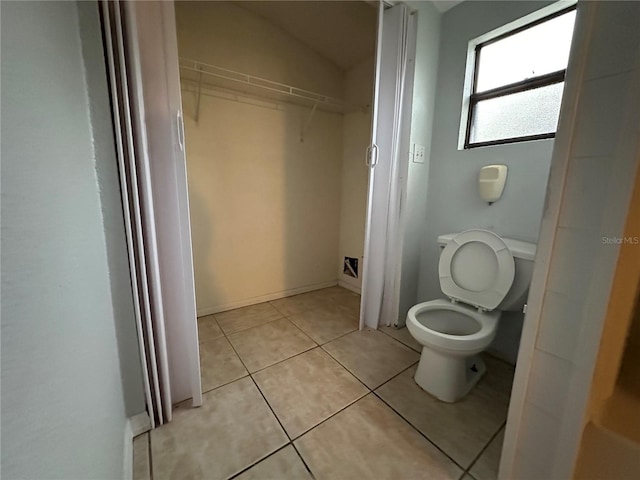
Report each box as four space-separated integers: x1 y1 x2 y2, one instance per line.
179 58 349 116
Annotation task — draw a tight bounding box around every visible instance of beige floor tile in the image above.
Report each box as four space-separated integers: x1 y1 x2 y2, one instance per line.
288 304 358 344
133 433 150 480
322 328 419 389
375 356 513 468
200 337 248 392
228 318 316 372
380 325 422 352
197 315 223 343
254 348 368 438
294 394 462 480
270 287 360 317
470 427 504 480
235 445 313 480
215 302 283 335
270 291 324 316
151 377 288 480
308 287 361 317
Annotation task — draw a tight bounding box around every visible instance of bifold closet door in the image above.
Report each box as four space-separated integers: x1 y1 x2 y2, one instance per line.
100 0 202 426
360 3 417 329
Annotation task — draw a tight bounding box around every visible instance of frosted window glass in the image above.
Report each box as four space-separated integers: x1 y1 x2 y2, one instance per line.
470 82 564 144
476 10 576 92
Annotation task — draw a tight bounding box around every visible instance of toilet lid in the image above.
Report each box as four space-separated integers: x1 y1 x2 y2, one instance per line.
439 230 515 311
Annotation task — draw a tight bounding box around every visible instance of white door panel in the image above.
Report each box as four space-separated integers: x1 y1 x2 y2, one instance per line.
361 3 417 329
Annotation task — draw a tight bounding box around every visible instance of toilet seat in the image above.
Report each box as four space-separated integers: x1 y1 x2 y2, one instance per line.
439 229 515 311
407 299 499 353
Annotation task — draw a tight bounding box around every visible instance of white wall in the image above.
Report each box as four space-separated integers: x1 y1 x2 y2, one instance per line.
399 1 442 325
504 1 640 478
337 57 375 292
175 2 346 314
1 1 137 477
416 1 556 363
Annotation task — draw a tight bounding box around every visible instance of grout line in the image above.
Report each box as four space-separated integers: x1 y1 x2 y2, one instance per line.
249 344 319 375
200 372 250 396
268 300 292 318
225 337 293 443
224 330 320 477
286 390 372 442
192 291 472 479
192 332 410 406
216 299 369 478
207 336 309 479
371 390 466 472
319 345 373 392
371 360 419 391
232 321 372 443
191 291 508 480
219 314 286 338
463 420 506 477
226 443 293 480
198 291 480 478
312 318 361 345
290 442 317 479
288 387 370 442
378 325 421 353
229 321 370 444
246 344 370 442
319 338 419 393
214 302 360 377
284 316 322 346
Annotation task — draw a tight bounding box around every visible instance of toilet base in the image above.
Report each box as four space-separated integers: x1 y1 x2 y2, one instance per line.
413 347 486 403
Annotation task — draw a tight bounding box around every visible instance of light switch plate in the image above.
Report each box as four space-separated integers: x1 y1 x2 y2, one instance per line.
412 144 426 163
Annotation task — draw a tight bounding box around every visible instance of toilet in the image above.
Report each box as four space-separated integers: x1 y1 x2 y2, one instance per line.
406 229 536 403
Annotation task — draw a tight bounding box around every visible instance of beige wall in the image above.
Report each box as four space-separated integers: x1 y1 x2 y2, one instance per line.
338 57 375 292
176 2 347 314
176 1 343 98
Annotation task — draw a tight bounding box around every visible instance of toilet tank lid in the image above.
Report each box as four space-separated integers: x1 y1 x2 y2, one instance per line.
437 233 536 261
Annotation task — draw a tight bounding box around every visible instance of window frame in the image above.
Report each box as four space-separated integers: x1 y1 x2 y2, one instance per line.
464 4 577 149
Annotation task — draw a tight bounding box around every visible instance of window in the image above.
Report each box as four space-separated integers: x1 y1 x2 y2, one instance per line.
464 6 576 148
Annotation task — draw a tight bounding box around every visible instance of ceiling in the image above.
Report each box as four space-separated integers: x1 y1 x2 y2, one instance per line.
237 1 465 70
238 1 378 70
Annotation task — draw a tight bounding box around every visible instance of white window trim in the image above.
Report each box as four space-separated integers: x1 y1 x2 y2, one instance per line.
457 0 578 150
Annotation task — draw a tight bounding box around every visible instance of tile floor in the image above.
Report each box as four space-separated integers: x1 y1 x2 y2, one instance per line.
134 286 514 480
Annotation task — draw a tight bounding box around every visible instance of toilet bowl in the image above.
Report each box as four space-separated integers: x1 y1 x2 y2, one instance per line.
407 299 499 402
406 229 535 403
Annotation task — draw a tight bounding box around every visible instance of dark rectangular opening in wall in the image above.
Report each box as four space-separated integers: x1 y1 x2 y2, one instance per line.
344 257 358 278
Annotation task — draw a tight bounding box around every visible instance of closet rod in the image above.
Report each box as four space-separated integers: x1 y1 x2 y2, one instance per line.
179 58 344 111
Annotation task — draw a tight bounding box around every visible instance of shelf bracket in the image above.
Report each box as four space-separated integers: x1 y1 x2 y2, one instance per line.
300 101 319 143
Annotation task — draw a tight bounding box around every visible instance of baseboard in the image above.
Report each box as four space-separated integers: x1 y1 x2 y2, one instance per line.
130 411 151 436
197 280 338 317
123 420 134 480
123 412 151 480
338 278 361 294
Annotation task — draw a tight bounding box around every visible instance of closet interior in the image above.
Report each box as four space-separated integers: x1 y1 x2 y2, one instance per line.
175 1 377 316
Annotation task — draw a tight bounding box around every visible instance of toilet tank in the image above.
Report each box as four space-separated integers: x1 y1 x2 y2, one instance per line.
437 233 536 312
